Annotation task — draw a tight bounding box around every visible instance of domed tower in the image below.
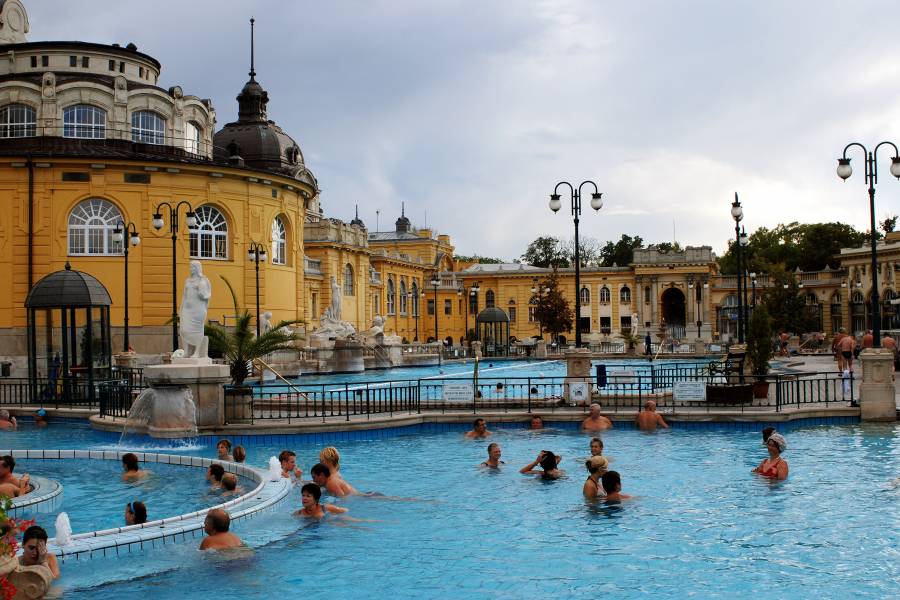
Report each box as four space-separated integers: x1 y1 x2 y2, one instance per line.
213 19 316 188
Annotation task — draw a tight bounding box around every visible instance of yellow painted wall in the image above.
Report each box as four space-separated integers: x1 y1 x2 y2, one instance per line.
0 158 312 349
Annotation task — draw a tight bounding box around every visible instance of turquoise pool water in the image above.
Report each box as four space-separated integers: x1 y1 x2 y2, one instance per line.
2 421 899 598
13 458 253 537
276 357 710 386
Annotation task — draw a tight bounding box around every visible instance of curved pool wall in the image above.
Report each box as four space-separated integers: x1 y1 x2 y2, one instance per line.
9 475 62 518
0 450 292 561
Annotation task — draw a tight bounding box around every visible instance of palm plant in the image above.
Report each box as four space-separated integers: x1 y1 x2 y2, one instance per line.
204 277 303 385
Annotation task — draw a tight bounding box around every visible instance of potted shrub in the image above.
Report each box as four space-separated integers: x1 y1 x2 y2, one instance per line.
746 303 774 398
204 278 302 422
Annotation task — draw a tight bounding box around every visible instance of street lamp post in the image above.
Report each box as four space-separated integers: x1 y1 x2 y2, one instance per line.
740 226 750 330
688 278 695 338
730 193 745 344
247 242 267 337
461 281 479 345
152 201 197 352
431 274 441 343
836 141 900 347
111 221 141 353
700 279 708 339
750 272 758 308
549 180 603 348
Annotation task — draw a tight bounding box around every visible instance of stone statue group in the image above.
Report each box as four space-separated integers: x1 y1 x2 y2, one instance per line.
175 263 396 356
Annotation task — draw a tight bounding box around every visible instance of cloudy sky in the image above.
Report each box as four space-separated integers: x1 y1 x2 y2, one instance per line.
26 0 900 260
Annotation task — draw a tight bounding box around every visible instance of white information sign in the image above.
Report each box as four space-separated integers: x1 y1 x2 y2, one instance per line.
443 383 474 402
569 382 590 404
615 370 636 384
673 381 707 402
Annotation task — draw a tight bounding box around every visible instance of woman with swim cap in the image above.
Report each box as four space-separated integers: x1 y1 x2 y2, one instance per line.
752 432 789 480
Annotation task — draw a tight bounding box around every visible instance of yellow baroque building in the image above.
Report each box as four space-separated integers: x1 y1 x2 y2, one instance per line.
0 2 892 376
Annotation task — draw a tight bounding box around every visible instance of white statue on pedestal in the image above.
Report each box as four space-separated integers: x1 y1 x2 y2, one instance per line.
260 311 273 335
179 260 211 358
310 276 356 342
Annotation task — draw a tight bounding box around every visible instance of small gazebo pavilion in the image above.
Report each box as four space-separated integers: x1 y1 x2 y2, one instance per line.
25 263 112 405
475 307 510 357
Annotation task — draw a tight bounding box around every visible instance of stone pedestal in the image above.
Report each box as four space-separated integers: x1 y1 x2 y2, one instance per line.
330 339 365 372
114 352 138 369
859 349 897 422
564 348 593 405
143 362 231 430
534 340 547 358
694 339 706 354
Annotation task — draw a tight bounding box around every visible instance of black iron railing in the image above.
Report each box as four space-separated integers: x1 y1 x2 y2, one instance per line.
224 368 857 422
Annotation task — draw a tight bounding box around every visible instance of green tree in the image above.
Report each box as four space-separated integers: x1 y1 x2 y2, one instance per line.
521 236 569 268
652 241 684 254
454 254 505 264
531 269 572 340
881 214 897 234
746 303 774 376
718 221 867 274
562 236 602 267
759 266 819 334
599 234 644 267
204 277 303 385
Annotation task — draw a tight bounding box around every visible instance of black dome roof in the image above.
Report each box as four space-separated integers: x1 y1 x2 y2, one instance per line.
475 307 510 323
213 71 316 187
26 263 111 308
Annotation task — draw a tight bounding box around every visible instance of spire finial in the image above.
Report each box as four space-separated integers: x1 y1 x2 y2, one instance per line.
401 201 405 217
249 17 256 80
355 204 359 219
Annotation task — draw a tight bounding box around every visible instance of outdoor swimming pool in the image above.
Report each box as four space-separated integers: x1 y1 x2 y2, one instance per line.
276 357 713 387
2 421 899 598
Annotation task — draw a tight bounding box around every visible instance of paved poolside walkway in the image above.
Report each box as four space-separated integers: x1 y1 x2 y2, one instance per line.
772 353 900 409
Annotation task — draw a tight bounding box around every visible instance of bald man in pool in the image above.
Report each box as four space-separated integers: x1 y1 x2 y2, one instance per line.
581 404 613 432
635 400 669 431
199 509 243 550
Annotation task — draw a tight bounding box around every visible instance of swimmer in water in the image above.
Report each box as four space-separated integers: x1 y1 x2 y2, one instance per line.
589 437 604 457
18 526 60 578
216 440 234 462
125 501 147 525
583 456 609 499
279 450 303 481
601 470 631 502
480 443 504 468
221 473 242 496
465 418 492 438
520 450 564 479
295 483 348 519
319 447 358 497
206 464 225 488
199 509 243 550
121 452 149 482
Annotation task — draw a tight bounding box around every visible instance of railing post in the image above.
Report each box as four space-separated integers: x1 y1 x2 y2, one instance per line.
345 383 351 421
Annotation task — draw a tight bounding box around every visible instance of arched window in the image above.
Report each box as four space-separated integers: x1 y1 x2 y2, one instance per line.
0 104 35 138
580 286 591 305
131 110 166 144
184 120 202 154
67 198 123 255
620 286 631 304
723 294 739 307
63 105 106 139
411 281 419 316
189 205 228 259
271 216 287 265
343 264 354 296
400 280 408 314
599 286 611 304
387 278 396 314
486 290 495 308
